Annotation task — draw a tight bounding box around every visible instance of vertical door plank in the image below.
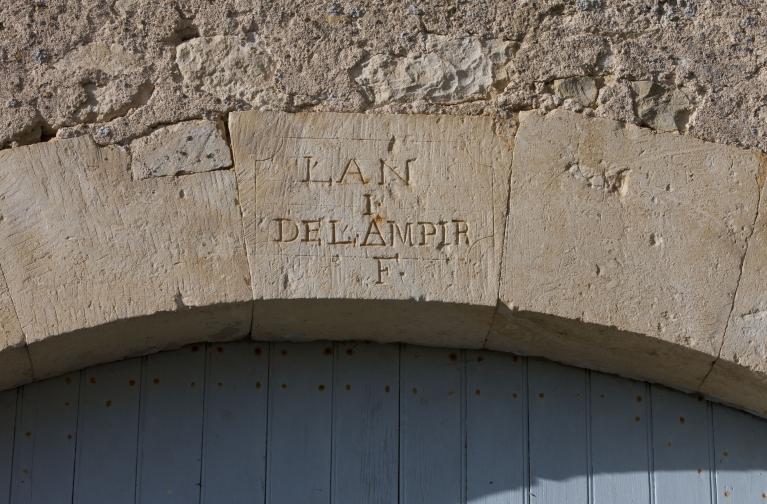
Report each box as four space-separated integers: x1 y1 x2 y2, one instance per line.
137 345 206 504
651 385 712 504
590 373 651 504
331 342 398 504
202 341 268 504
466 351 526 504
73 359 141 504
0 390 17 504
528 359 588 504
400 346 464 504
10 373 80 504
713 403 767 503
267 342 333 504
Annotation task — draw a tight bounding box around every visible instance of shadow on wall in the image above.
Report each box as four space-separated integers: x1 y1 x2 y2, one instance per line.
489 302 719 395
1 340 765 503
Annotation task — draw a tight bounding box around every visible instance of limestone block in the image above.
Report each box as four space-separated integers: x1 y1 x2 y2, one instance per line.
230 111 513 346
554 77 598 108
175 35 274 103
0 269 22 353
130 119 232 179
0 136 252 378
355 36 513 105
702 167 767 414
489 110 761 390
52 42 151 123
631 81 693 132
54 42 141 77
0 268 32 388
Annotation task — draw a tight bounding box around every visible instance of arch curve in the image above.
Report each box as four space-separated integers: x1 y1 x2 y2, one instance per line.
0 110 765 416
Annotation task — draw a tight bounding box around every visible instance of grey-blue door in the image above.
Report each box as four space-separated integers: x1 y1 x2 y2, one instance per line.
0 341 764 504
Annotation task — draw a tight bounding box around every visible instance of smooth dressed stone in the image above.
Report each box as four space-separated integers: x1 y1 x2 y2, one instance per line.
0 137 252 379
230 111 513 347
489 110 762 396
130 119 232 179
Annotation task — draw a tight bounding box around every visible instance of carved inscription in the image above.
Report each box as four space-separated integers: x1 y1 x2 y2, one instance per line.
268 156 474 285
272 216 470 248
232 111 508 304
300 155 415 186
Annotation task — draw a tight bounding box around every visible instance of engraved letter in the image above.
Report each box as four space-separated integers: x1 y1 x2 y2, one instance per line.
301 156 332 185
362 219 387 246
301 219 323 244
388 221 414 247
362 193 381 216
337 158 367 185
329 219 356 245
273 218 299 242
438 221 449 247
418 221 437 246
374 255 399 285
453 219 470 245
378 158 414 186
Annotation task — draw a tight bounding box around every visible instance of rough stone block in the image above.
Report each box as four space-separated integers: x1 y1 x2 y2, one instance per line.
631 81 693 132
230 111 513 346
355 35 513 105
489 110 762 391
175 35 274 103
51 42 151 124
554 76 598 107
130 119 232 179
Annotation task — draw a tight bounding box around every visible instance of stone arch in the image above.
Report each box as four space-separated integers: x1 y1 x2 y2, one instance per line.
0 110 765 416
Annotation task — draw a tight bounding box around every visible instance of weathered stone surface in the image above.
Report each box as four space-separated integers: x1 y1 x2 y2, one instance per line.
50 42 153 126
231 111 512 346
553 77 598 108
702 165 767 414
175 35 274 104
489 110 762 391
2 1 767 155
0 268 23 353
631 81 693 133
355 35 513 105
0 268 32 388
0 136 252 377
130 119 232 179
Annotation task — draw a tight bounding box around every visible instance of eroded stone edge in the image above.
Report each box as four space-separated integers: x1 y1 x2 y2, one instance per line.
0 261 34 386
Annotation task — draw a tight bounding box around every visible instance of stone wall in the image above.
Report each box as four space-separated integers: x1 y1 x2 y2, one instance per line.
1 1 765 153
2 1 767 415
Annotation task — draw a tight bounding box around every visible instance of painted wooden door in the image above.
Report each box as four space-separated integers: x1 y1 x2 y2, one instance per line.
0 341 765 504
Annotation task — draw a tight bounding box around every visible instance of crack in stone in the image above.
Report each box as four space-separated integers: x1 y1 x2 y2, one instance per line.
698 155 767 391
224 112 257 338
482 120 515 349
137 164 235 180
